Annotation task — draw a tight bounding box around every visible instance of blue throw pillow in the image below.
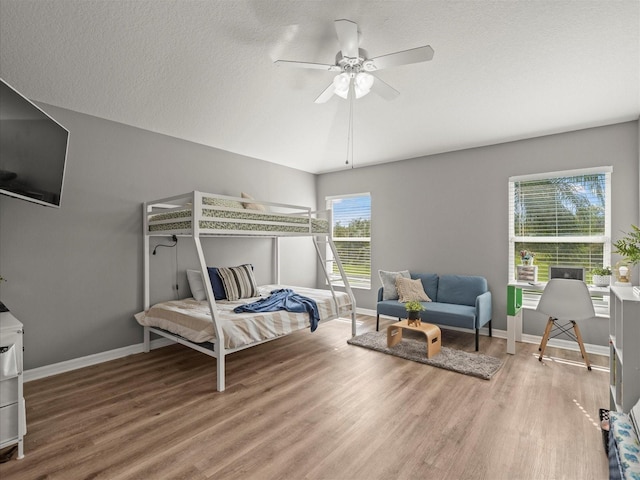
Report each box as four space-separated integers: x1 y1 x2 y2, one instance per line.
207 267 227 300
610 412 640 479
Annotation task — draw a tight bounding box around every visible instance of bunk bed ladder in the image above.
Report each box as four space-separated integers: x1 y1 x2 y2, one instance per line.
312 237 357 336
192 191 227 392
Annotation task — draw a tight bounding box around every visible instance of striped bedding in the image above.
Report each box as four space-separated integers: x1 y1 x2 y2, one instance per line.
134 285 351 350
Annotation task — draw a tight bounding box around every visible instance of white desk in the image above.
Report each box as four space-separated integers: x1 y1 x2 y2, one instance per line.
508 281 609 295
506 282 609 355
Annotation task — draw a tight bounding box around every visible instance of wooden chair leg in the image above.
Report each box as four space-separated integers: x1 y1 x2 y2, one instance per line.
538 317 554 362
571 321 591 371
376 314 380 331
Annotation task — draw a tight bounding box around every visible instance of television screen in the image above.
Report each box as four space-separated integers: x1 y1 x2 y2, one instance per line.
0 78 69 208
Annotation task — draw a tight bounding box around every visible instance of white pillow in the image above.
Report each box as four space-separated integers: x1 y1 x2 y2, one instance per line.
241 192 267 211
202 197 244 209
378 269 411 300
186 269 206 301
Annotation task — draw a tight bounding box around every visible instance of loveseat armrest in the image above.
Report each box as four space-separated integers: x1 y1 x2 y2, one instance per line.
475 290 492 328
377 287 384 302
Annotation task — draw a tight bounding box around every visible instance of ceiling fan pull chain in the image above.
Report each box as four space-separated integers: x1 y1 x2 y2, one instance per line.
350 91 355 169
345 98 350 165
346 82 355 167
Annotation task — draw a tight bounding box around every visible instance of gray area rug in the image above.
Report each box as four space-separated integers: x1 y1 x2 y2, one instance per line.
347 331 503 380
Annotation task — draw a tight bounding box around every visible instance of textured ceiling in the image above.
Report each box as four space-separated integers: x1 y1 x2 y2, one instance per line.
1 0 638 174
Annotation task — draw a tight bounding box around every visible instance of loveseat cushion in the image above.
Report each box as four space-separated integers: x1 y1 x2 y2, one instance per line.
437 275 488 306
423 302 477 330
411 273 439 301
377 300 411 318
376 300 477 330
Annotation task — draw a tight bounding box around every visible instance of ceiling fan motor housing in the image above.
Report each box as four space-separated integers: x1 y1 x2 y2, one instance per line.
335 49 371 76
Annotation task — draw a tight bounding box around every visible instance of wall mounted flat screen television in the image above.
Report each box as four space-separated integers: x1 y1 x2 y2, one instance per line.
0 78 69 208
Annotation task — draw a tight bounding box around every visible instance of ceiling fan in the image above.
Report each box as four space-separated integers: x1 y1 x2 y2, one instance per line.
275 19 434 103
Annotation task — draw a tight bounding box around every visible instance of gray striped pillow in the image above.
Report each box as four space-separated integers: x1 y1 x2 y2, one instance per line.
217 264 258 301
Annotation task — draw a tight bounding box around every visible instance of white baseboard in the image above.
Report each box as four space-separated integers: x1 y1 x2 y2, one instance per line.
490 329 609 357
23 338 174 383
357 307 377 317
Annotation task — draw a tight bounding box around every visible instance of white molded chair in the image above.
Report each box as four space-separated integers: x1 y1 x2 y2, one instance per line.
536 278 595 370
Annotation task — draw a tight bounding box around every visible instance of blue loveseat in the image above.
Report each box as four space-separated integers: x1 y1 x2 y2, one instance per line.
376 273 492 351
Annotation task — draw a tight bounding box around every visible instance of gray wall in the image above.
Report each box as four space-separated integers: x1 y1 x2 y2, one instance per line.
0 105 318 370
316 121 639 346
1 104 636 371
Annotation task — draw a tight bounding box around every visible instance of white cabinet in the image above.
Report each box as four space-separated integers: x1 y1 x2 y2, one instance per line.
0 310 25 459
609 286 640 413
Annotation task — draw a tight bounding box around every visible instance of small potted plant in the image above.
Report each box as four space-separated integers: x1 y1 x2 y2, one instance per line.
613 225 640 266
591 267 612 287
520 250 535 265
405 300 425 323
613 225 640 285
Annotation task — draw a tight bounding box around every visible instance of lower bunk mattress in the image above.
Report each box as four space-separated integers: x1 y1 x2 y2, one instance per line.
135 285 352 350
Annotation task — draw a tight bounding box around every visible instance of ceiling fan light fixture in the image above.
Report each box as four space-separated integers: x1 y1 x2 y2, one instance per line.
354 85 368 99
335 88 349 99
333 72 350 98
355 72 374 90
354 72 374 98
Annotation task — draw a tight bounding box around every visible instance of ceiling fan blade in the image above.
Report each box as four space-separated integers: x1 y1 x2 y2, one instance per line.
275 60 341 71
365 45 434 71
314 83 336 104
334 19 359 59
369 74 400 100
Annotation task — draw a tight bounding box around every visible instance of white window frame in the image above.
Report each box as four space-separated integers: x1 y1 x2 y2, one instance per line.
508 166 612 316
326 192 371 290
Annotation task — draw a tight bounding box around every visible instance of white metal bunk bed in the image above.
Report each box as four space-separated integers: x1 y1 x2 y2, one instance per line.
139 191 357 392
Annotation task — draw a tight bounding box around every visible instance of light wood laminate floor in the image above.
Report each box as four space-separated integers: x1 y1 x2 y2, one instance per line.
0 315 609 480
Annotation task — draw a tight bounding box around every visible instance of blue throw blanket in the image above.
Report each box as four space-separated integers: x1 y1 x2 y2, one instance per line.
233 289 321 332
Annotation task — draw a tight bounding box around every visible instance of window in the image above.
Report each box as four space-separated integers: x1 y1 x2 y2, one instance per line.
326 193 371 289
508 167 612 314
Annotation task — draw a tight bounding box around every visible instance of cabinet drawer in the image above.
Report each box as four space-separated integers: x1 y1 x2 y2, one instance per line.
0 402 18 444
0 377 18 407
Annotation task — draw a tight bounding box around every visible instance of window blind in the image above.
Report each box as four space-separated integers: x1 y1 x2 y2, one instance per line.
508 167 612 314
326 193 371 289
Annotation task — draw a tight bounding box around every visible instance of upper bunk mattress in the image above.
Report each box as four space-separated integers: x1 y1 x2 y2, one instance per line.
147 195 329 235
134 285 352 350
